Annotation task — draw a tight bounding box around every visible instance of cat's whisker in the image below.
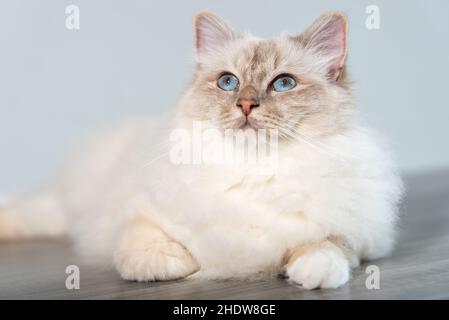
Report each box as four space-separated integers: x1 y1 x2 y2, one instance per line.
254 114 348 160
205 115 241 129
281 121 346 154
269 116 331 147
284 128 349 160
142 151 171 168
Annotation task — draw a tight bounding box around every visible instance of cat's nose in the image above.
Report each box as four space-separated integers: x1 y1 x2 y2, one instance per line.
237 98 259 116
237 86 260 116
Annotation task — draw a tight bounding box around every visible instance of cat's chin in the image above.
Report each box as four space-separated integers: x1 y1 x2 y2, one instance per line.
221 122 258 132
238 123 257 131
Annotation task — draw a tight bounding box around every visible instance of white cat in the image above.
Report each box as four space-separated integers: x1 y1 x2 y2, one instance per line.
0 11 403 289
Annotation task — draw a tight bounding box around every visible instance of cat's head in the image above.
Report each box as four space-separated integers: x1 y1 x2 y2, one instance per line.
177 11 354 141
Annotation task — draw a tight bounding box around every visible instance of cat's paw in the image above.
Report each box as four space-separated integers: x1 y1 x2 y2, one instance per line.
114 239 200 282
285 243 350 290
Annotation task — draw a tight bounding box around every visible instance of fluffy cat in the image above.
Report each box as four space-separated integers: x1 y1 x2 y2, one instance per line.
0 11 403 289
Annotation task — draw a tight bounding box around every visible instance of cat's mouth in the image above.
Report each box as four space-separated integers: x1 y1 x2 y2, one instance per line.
223 115 264 131
237 116 259 130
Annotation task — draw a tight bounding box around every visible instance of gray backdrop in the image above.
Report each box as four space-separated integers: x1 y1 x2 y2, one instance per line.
1 0 448 193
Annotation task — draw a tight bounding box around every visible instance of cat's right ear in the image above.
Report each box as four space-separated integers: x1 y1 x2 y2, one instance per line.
295 12 348 81
194 12 236 56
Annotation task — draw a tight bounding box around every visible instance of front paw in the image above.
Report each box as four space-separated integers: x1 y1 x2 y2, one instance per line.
113 218 200 282
285 242 350 290
114 240 200 282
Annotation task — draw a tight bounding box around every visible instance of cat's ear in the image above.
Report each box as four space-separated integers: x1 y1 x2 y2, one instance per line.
296 12 348 81
194 12 236 56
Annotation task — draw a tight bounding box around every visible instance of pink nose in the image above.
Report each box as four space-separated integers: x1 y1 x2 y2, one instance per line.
237 98 259 116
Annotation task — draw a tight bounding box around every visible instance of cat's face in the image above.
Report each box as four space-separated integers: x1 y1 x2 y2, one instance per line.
178 12 354 141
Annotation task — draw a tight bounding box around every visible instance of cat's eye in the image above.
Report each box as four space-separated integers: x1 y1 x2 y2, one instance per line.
272 75 296 92
217 73 239 91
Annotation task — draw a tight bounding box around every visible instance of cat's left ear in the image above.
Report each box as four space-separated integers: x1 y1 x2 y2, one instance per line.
295 12 348 81
194 12 236 56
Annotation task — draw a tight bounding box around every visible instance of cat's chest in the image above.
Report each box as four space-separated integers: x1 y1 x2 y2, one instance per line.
161 161 336 226
221 168 315 205
168 171 326 271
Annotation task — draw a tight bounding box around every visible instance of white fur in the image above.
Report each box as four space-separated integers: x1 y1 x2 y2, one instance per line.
0 116 402 282
286 241 350 289
0 12 403 289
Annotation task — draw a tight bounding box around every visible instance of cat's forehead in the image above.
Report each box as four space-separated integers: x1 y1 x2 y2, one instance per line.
234 40 278 83
228 37 299 86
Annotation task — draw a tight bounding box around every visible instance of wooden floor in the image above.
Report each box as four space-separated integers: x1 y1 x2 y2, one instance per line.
1 170 449 300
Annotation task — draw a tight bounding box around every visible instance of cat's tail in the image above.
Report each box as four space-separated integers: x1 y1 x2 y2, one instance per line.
0 191 67 241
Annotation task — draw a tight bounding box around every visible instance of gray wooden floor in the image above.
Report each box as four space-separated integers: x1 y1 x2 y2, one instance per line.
1 170 449 299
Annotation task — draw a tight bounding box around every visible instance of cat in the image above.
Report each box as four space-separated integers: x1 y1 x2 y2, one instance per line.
0 11 403 289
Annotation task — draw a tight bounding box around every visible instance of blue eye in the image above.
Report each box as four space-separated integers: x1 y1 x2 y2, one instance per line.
217 73 239 91
272 75 296 92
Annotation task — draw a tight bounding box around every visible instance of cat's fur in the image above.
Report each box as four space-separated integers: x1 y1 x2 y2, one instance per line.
0 12 403 289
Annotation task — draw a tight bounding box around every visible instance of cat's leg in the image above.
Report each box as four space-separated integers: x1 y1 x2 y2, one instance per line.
284 239 357 290
113 217 199 282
